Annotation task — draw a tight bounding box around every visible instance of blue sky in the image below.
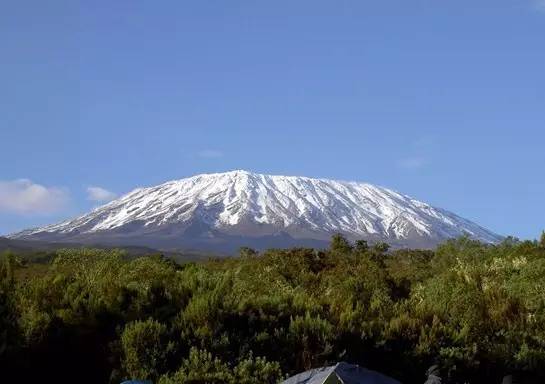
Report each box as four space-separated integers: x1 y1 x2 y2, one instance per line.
1 1 544 239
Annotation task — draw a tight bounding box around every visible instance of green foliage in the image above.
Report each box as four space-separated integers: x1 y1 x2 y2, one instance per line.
2 233 545 383
232 354 284 384
157 348 283 384
239 247 258 258
289 312 333 370
354 239 369 253
0 251 19 360
330 233 353 254
121 319 172 381
158 348 232 383
373 242 390 253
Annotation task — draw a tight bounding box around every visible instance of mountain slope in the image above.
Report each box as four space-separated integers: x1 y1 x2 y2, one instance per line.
10 170 502 251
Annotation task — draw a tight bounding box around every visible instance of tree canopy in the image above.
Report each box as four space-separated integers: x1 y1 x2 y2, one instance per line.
1 234 545 383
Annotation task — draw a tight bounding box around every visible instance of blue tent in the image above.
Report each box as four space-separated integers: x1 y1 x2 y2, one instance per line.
281 362 401 384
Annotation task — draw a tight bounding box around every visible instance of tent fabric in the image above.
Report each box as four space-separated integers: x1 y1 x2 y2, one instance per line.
322 372 343 384
282 365 337 384
282 362 401 384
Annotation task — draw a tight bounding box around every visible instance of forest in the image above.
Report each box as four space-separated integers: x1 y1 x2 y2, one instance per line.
1 234 545 383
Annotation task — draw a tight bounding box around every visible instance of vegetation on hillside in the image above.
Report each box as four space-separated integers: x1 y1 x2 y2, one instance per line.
1 233 545 383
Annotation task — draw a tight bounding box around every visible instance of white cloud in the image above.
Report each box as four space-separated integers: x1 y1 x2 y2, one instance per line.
397 157 428 170
197 149 224 158
87 186 117 202
0 179 69 215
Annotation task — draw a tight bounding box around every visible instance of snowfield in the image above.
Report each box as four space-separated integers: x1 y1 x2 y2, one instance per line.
11 170 502 250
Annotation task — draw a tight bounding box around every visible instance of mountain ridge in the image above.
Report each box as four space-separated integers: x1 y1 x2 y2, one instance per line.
9 170 502 252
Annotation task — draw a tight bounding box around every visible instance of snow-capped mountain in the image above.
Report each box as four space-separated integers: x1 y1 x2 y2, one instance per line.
10 170 502 251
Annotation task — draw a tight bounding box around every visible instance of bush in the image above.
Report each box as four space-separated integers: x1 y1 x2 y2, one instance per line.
3 233 545 383
121 319 172 381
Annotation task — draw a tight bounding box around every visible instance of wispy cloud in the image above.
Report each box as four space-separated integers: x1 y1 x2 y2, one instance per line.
197 149 224 158
87 186 117 202
0 179 69 215
397 157 428 170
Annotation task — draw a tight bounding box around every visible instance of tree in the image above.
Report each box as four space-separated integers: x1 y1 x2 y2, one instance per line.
232 354 283 384
158 349 283 384
5 241 545 383
158 348 232 384
121 319 171 381
239 247 258 258
373 242 390 253
355 239 369 253
539 231 545 248
0 252 18 360
289 312 333 370
330 233 353 254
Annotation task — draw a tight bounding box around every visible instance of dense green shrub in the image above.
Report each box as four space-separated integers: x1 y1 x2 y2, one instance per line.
1 234 545 383
121 319 172 381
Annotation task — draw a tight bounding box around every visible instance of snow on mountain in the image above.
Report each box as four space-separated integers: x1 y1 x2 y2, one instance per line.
10 170 502 251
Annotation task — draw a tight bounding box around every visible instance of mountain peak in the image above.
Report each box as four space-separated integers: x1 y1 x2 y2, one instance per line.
10 171 502 252
209 169 252 176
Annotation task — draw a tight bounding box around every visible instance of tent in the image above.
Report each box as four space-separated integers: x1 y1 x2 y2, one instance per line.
281 362 402 384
